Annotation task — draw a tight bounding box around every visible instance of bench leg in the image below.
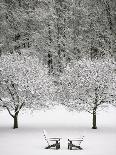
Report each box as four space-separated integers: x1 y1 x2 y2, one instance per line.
68 143 69 149
56 141 60 150
68 141 72 150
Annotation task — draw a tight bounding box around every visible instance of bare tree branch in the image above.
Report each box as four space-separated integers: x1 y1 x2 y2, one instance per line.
3 105 14 118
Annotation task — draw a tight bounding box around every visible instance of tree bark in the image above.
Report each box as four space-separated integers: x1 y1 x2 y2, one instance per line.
13 114 18 129
92 108 97 129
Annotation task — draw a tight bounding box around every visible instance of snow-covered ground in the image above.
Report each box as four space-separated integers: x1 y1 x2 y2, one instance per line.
0 105 116 155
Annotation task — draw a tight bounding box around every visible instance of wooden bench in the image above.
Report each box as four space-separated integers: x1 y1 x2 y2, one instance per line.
68 136 84 150
43 130 61 150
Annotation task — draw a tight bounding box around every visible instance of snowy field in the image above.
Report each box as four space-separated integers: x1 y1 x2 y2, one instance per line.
0 105 116 155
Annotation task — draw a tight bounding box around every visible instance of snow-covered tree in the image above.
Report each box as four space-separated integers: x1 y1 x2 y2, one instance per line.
0 50 55 129
57 58 116 129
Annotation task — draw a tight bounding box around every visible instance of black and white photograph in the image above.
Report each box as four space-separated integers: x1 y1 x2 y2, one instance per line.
0 0 116 155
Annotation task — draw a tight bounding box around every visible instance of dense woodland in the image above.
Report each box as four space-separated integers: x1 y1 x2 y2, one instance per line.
0 0 116 129
0 0 116 62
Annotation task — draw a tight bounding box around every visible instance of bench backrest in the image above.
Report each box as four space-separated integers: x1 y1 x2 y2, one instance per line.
79 136 84 146
43 130 50 146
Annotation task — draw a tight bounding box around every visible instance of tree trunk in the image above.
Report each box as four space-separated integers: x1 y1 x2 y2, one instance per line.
92 108 97 129
13 114 18 129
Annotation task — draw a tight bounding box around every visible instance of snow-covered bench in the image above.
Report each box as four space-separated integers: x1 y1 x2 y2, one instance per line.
68 136 84 150
43 130 61 149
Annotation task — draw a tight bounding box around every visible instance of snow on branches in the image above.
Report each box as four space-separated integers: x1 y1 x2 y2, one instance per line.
0 51 55 128
55 57 116 128
57 58 116 112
